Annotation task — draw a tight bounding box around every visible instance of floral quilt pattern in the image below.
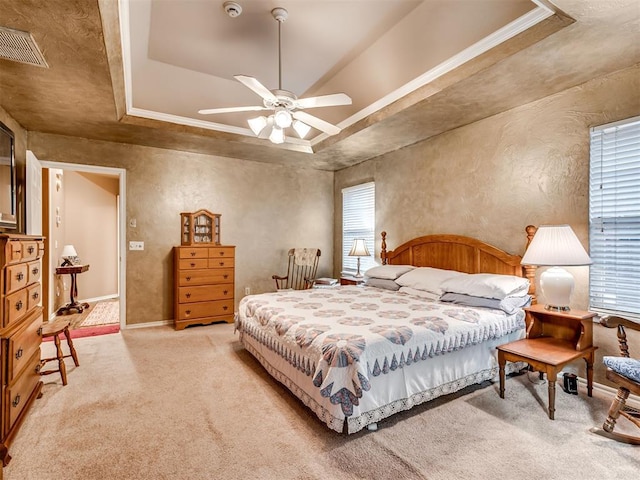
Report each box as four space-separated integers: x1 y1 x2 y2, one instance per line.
237 286 525 418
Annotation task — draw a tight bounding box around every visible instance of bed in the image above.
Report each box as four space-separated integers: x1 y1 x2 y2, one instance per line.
235 227 538 433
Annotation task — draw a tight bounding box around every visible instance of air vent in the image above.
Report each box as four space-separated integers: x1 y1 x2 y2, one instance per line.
0 26 48 68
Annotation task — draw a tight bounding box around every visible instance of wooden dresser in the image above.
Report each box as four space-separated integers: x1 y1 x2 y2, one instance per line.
173 245 235 330
0 234 45 466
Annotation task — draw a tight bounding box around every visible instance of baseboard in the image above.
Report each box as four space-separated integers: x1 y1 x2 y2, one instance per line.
124 319 173 329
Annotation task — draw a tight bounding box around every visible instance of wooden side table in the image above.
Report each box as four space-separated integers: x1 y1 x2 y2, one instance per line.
497 304 598 419
340 275 363 286
55 264 90 314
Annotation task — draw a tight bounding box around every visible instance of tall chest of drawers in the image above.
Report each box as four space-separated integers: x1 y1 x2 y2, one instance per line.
174 245 235 330
0 234 44 466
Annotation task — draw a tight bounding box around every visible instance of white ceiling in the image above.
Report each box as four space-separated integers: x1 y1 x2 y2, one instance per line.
123 0 540 147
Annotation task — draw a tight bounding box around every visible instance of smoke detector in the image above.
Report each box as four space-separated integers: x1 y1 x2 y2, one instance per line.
223 2 242 18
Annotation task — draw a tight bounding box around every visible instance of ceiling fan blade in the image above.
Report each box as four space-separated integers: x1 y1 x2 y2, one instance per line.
292 111 341 136
198 106 270 115
234 75 278 103
295 93 352 109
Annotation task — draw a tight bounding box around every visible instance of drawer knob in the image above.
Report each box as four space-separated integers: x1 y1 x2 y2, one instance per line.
37 326 43 336
32 267 39 275
190 263 196 267
15 347 23 359
185 309 191 316
186 276 191 282
12 394 21 408
28 246 35 254
16 300 23 311
33 292 39 300
17 272 24 281
219 252 225 256
219 261 225 266
190 252 196 257
223 274 228 279
35 363 42 374
186 293 191 299
223 306 228 311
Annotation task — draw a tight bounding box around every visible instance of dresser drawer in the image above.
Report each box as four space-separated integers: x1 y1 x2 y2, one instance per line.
208 257 235 269
178 284 233 303
178 268 234 287
6 349 41 435
178 299 233 320
27 284 42 311
21 242 39 261
178 258 208 270
5 263 28 294
179 248 208 259
5 240 22 264
208 247 234 259
27 260 41 284
4 288 28 328
8 311 43 383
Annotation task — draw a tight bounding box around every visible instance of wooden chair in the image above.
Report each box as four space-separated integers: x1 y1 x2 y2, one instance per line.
590 316 640 445
40 319 80 386
272 248 321 290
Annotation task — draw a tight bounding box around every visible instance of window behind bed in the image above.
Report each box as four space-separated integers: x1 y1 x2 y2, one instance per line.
589 116 640 320
342 182 375 276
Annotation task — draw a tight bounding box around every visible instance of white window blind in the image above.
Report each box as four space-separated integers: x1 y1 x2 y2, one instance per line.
342 182 375 275
589 116 640 318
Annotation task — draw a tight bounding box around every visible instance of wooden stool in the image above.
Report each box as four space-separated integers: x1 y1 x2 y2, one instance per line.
40 320 79 386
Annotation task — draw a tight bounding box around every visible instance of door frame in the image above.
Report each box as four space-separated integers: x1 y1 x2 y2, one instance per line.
40 161 127 329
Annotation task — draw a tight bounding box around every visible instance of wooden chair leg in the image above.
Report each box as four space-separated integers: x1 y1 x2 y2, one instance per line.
53 333 68 386
603 387 629 433
63 325 80 367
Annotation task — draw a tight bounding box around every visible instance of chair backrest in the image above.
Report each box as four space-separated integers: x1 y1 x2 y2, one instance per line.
273 248 321 290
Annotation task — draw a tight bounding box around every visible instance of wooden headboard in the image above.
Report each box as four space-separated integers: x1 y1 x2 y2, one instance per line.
381 226 538 302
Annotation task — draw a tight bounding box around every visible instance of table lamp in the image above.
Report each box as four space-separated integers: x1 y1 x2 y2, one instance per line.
520 225 592 311
61 244 78 266
348 239 370 278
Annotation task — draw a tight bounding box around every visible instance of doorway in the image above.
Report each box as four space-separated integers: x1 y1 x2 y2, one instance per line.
36 158 126 331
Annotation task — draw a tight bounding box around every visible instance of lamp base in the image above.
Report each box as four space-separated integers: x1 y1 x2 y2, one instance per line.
540 266 574 312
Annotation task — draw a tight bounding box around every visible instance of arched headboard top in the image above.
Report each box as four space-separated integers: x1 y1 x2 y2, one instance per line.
380 227 538 300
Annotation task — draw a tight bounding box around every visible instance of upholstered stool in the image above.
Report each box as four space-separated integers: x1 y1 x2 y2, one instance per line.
40 320 79 386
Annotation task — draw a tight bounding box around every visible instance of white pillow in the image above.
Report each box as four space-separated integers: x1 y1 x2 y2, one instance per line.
399 286 440 301
440 273 529 300
364 265 415 280
395 267 466 295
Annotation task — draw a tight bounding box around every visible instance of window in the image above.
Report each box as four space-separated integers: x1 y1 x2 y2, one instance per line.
589 116 640 319
342 182 375 275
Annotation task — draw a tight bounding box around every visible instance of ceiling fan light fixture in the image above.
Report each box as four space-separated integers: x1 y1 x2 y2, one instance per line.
269 125 285 144
292 119 311 139
274 107 292 128
248 116 268 135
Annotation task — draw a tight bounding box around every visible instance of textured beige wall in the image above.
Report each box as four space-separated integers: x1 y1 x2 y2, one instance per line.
334 64 640 387
28 135 334 325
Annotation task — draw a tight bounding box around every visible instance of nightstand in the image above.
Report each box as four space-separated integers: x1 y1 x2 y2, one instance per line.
497 304 598 419
340 275 364 286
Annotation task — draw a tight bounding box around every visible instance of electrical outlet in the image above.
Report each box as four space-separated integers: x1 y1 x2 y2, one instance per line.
245 287 251 295
129 241 144 251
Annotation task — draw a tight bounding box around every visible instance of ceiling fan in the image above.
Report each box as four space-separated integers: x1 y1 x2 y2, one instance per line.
198 5 352 144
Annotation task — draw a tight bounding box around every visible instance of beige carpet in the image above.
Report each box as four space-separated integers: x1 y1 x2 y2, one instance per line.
5 324 638 480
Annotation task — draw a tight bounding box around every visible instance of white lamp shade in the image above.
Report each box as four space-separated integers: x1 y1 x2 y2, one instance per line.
248 116 268 135
274 108 292 128
61 244 77 258
521 225 592 266
269 126 285 144
348 239 370 257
